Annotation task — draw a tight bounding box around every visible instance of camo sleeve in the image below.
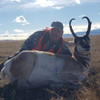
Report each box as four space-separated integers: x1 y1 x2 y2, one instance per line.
19 29 45 52
60 42 72 56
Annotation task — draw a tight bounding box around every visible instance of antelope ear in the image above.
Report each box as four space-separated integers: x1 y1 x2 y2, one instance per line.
82 16 92 36
69 18 77 38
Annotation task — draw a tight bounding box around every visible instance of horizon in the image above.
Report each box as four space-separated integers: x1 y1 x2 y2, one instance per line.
0 0 100 40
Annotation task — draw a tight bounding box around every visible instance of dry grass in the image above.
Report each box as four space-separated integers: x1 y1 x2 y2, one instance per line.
0 40 24 63
0 35 100 100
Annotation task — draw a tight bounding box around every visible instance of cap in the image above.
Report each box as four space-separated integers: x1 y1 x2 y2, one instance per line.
51 21 63 32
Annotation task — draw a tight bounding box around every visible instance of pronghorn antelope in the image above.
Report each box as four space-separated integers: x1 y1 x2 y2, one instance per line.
1 17 92 89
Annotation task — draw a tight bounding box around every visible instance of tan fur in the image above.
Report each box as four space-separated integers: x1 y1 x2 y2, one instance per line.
10 51 36 78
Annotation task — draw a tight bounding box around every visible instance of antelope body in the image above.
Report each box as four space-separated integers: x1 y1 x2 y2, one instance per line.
1 17 92 89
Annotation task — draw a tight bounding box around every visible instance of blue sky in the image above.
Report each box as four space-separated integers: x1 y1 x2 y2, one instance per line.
0 0 100 40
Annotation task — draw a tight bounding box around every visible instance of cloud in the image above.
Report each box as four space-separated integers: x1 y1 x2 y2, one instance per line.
79 15 86 18
63 24 71 34
0 31 31 40
0 28 37 40
0 22 100 40
0 0 100 10
0 31 10 37
63 22 100 34
5 31 10 34
75 0 80 4
80 0 100 3
98 13 100 15
14 29 24 33
0 0 81 10
34 0 54 7
15 15 30 25
92 23 100 30
52 6 64 10
11 0 22 2
0 0 22 4
63 23 87 34
22 0 80 9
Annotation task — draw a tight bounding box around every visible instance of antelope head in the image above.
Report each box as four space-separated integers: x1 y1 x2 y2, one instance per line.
69 16 92 53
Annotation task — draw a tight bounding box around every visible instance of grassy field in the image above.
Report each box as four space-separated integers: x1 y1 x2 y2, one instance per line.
0 35 100 100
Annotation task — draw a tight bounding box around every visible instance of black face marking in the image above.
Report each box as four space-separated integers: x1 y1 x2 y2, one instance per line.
74 35 90 51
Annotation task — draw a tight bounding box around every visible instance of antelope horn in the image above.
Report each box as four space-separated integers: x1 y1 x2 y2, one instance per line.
69 18 77 38
82 16 92 36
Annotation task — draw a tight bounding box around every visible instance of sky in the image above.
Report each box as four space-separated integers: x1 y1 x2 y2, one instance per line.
0 0 100 40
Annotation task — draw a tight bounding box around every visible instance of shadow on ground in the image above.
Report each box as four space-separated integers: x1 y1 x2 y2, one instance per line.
0 82 81 100
0 71 100 100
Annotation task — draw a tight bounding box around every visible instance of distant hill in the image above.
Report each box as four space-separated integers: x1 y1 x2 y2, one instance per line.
63 28 100 37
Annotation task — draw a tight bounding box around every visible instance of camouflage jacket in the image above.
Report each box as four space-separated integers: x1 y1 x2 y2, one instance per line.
19 29 72 56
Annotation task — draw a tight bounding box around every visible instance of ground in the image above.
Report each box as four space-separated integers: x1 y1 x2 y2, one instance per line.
0 35 100 100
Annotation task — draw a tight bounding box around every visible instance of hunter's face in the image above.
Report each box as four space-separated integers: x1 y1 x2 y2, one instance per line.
49 28 63 43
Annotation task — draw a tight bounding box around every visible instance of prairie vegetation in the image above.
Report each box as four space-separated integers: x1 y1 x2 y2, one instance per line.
0 35 100 100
